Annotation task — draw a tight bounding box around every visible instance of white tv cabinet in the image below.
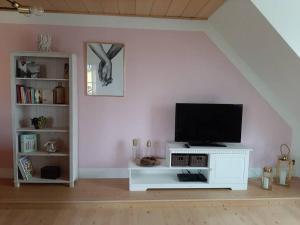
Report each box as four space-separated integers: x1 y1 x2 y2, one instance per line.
129 142 252 191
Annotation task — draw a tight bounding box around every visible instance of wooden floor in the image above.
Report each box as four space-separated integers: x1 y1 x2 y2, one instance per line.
0 178 300 225
0 178 300 203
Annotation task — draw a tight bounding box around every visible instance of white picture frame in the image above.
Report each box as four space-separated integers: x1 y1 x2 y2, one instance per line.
86 42 124 96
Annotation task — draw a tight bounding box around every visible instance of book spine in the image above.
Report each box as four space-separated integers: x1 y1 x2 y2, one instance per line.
20 86 25 104
31 88 35 104
18 162 26 180
16 85 21 103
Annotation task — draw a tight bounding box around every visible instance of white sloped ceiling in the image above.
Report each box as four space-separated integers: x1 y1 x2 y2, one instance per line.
209 0 300 175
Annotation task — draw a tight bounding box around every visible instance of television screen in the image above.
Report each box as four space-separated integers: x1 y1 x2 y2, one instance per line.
175 103 243 144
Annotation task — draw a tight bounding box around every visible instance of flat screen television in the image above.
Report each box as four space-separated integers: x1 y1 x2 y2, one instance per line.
175 103 243 147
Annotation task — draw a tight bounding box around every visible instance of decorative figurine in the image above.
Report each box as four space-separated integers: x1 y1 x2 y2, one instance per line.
44 141 57 153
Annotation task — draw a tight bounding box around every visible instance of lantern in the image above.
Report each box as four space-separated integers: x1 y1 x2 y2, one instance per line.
276 144 293 186
261 167 273 190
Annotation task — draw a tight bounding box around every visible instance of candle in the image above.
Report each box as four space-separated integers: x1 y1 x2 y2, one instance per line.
280 170 287 185
263 177 269 189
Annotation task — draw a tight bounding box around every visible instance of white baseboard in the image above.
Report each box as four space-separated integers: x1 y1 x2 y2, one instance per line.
248 168 263 178
0 168 13 178
0 168 263 179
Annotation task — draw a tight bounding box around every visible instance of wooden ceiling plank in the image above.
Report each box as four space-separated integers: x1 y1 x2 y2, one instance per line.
0 0 12 7
197 0 224 19
0 0 224 19
150 0 172 17
81 0 104 14
181 0 208 18
63 0 88 13
45 0 69 12
16 0 34 6
13 0 54 11
118 0 135 15
166 0 190 17
136 0 154 16
34 0 55 11
101 0 119 14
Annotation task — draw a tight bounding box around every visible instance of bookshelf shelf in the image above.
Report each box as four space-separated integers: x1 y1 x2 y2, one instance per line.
19 152 69 157
16 78 69 81
11 51 78 188
19 177 69 184
16 128 69 133
16 103 69 107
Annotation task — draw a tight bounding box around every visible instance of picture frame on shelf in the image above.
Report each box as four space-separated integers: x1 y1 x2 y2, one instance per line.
86 42 125 96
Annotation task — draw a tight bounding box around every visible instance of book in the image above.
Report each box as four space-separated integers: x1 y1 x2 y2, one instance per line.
18 163 26 180
18 156 33 180
20 86 25 103
30 88 35 104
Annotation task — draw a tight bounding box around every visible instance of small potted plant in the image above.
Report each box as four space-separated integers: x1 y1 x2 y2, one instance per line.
31 116 47 129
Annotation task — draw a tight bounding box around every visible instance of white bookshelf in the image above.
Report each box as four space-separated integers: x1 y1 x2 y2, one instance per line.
11 51 78 187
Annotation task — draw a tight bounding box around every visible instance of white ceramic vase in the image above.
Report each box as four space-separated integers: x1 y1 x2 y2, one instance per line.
38 34 52 52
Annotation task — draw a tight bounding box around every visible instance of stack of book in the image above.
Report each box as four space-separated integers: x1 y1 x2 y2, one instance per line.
16 85 42 104
18 156 33 180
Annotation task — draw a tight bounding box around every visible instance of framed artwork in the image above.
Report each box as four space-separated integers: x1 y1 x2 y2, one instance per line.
86 42 124 96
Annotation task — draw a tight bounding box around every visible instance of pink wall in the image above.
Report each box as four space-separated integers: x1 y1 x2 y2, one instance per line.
0 23 292 169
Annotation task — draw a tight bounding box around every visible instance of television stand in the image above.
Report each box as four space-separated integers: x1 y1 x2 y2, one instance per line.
187 142 227 147
128 142 252 191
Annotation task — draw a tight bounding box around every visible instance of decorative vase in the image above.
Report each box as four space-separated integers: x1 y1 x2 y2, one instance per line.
53 82 65 104
38 34 52 52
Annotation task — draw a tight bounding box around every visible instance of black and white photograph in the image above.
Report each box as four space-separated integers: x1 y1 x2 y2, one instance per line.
86 42 124 96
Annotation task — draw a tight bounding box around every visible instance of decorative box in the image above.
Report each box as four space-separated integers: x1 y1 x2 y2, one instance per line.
19 133 37 153
41 166 61 179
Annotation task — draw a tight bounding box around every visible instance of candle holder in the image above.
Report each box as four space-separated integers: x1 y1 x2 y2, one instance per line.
261 167 273 190
132 138 141 164
276 144 293 186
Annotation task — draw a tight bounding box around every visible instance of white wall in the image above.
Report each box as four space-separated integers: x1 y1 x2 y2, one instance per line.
252 0 300 58
209 0 300 176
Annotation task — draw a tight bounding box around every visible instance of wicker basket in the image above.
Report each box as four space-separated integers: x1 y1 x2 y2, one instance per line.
189 154 208 167
171 154 189 167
